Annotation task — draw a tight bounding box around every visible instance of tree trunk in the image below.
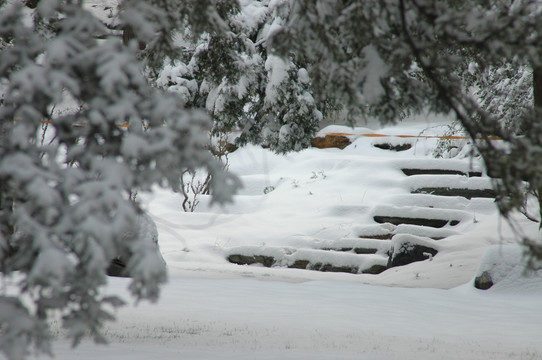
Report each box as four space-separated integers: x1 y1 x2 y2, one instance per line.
0 119 15 271
533 66 542 110
533 67 542 229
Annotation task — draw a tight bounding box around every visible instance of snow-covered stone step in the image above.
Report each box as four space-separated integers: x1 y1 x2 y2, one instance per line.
372 142 412 152
403 175 496 199
374 216 458 228
401 168 482 177
318 238 392 255
393 224 460 240
226 246 389 274
352 222 458 241
372 205 469 228
412 187 496 199
392 159 484 176
388 194 496 219
352 223 395 240
390 193 474 209
369 137 416 152
403 174 493 190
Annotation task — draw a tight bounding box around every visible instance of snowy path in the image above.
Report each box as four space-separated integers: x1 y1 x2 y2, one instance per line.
41 276 542 360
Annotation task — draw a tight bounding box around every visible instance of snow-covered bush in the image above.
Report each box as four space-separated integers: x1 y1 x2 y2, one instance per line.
466 62 533 134
0 1 240 359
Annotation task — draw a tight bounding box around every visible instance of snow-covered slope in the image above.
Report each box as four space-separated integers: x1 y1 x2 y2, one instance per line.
36 119 542 360
141 121 538 289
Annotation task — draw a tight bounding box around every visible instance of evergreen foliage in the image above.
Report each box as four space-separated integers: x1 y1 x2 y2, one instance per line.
0 1 240 359
156 0 324 153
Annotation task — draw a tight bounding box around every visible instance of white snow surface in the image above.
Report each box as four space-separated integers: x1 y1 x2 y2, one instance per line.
25 118 542 359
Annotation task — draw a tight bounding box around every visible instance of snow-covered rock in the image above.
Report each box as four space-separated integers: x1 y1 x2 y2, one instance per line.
473 244 542 292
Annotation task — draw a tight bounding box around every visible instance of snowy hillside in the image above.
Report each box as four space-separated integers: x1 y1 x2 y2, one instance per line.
142 120 538 289
31 119 542 360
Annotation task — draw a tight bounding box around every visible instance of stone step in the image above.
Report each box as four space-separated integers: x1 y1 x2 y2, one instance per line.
358 233 393 240
393 159 484 178
353 221 459 240
318 238 392 255
389 193 471 209
226 234 439 274
352 223 395 240
403 173 492 189
401 174 495 199
374 216 459 228
411 187 496 199
393 224 460 240
373 142 412 152
402 168 482 177
373 205 468 228
226 246 389 274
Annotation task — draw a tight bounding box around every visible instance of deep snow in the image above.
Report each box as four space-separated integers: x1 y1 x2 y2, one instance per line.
25 117 542 359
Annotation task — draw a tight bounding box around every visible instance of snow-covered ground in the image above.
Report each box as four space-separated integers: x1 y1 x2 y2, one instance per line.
30 117 542 359
44 277 542 360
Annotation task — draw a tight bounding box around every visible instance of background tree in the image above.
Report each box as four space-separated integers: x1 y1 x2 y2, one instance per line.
0 0 240 359
156 0 326 153
434 60 533 158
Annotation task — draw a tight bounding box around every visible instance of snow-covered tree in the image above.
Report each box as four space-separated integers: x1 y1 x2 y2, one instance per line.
434 60 533 157
156 0 325 153
467 62 533 134
267 0 542 258
0 0 240 359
